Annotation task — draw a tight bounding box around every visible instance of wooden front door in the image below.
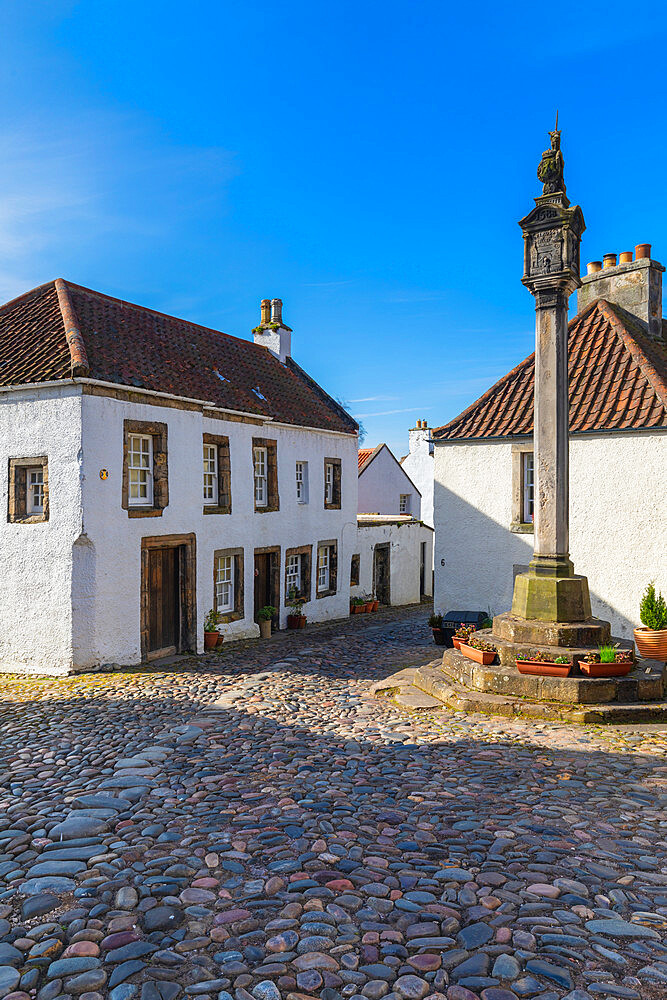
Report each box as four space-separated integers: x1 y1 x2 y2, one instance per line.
374 543 390 605
147 546 180 658
254 549 279 623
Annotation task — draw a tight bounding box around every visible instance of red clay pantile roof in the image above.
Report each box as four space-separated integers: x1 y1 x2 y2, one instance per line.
434 299 667 440
0 280 358 435
358 447 377 472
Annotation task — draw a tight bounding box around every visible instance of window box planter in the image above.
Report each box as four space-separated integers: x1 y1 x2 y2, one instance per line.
350 603 364 615
432 628 448 646
633 626 667 661
370 599 379 612
578 659 633 677
516 659 572 677
460 643 497 665
287 614 307 630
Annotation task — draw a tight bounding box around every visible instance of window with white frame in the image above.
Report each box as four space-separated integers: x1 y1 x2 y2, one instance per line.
27 468 45 514
523 452 534 523
325 462 334 505
295 461 308 503
317 545 330 593
203 443 218 505
128 434 153 505
399 493 410 514
215 555 234 613
286 553 302 594
254 446 268 507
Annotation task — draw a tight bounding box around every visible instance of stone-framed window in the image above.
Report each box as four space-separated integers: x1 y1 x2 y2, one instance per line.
350 553 360 586
295 461 309 503
284 544 312 604
253 437 279 512
213 546 244 622
7 456 49 524
316 539 338 598
511 441 534 533
324 457 342 509
203 433 231 515
122 420 168 517
399 493 411 514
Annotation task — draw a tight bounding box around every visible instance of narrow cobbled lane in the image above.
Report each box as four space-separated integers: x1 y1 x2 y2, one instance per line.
0 607 665 1000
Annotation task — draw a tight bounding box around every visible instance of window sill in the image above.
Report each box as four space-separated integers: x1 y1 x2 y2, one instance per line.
203 505 232 515
217 610 243 624
510 521 534 534
9 513 49 525
316 588 337 600
255 504 279 513
324 504 342 511
128 507 164 518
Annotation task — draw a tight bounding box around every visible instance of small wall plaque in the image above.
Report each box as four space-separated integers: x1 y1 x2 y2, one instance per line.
99 469 109 480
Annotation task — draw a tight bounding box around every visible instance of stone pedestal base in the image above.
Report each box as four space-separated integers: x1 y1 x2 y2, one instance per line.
511 568 592 622
493 612 611 648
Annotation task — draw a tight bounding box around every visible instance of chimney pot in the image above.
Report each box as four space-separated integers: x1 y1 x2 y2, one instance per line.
603 253 617 269
635 243 652 260
587 261 603 274
260 299 271 324
619 251 633 264
271 298 283 324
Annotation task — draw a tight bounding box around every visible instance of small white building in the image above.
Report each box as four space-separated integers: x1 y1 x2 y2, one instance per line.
358 443 421 518
0 283 360 674
400 421 434 529
432 246 667 639
351 515 433 606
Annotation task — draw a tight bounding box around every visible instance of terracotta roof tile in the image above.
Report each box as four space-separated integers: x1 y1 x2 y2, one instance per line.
0 280 358 435
434 299 667 440
358 447 375 472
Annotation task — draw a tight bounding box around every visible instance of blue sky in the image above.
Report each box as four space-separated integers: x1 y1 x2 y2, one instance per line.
2 1 667 455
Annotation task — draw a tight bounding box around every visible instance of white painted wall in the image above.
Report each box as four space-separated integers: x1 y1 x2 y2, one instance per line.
80 392 358 666
0 384 84 675
433 431 667 639
401 427 434 528
352 519 433 606
358 446 421 518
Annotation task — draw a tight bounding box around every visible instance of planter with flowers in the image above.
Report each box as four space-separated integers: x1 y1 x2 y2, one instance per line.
350 596 366 615
515 651 571 677
579 644 634 677
452 623 476 650
287 588 307 630
204 608 223 650
459 636 498 665
634 582 667 661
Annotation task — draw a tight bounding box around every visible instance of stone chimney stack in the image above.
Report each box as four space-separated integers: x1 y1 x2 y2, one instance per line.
252 298 293 364
578 244 665 342
408 420 433 455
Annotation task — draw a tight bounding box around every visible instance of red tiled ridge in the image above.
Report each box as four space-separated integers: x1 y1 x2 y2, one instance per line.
358 447 375 472
0 280 358 435
433 298 667 440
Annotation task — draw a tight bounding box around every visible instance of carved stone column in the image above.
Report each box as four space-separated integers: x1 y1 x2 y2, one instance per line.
510 179 592 622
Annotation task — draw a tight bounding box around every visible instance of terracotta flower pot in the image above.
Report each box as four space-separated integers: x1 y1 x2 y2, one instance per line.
459 643 497 665
363 603 372 612
350 604 363 615
452 637 463 649
634 626 667 661
216 633 224 646
371 600 379 611
578 659 633 677
287 614 306 629
259 620 272 639
204 631 219 650
516 659 572 677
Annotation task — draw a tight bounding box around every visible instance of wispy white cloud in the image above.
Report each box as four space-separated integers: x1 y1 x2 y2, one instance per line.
353 405 429 418
349 394 399 403
0 112 237 301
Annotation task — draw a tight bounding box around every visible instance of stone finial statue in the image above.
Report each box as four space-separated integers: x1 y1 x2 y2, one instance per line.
537 113 566 198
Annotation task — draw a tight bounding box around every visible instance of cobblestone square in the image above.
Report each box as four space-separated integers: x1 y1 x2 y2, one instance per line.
0 608 665 1000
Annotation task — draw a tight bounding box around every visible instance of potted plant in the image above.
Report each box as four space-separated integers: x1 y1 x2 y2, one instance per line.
459 636 497 665
370 594 380 612
452 623 475 650
634 583 667 661
579 644 634 677
350 596 366 615
257 605 276 639
204 609 223 650
287 588 307 629
428 613 447 645
515 650 572 677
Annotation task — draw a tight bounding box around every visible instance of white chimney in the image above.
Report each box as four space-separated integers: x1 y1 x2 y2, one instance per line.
408 419 433 455
253 297 292 363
